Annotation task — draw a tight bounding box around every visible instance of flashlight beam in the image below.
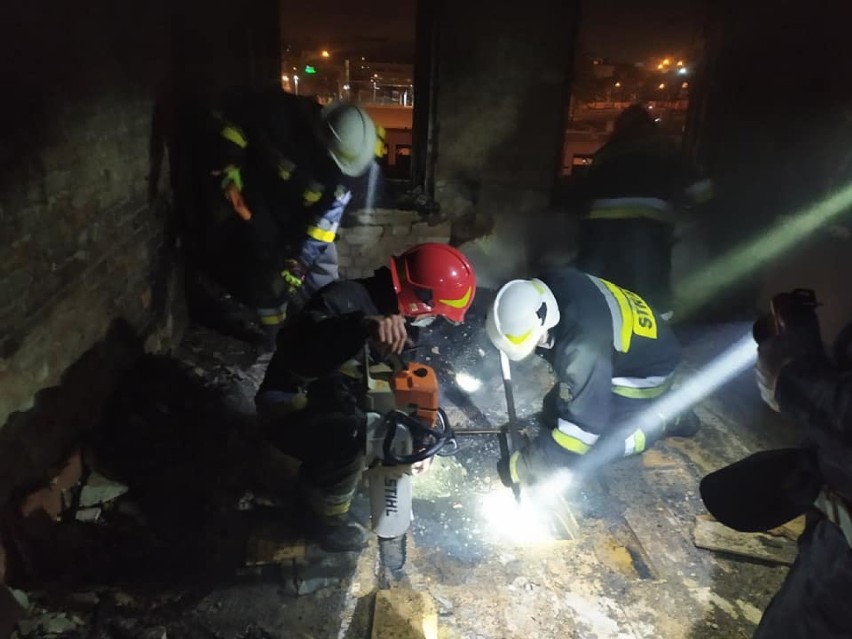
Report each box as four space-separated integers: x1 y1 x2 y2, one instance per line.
679 182 852 318
576 332 758 476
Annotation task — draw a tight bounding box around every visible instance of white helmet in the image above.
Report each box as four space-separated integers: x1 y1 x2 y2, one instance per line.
486 279 561 361
320 102 378 177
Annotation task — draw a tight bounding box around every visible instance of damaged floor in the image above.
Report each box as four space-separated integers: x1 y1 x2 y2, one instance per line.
5 320 804 639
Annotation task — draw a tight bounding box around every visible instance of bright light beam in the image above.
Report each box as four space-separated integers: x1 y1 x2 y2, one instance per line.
679 182 852 319
455 371 483 393
578 332 758 475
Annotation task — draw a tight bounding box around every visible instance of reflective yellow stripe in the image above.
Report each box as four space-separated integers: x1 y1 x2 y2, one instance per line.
220 165 243 191
278 159 296 181
509 451 521 483
506 329 532 345
258 311 287 326
587 207 675 223
315 500 350 517
600 280 634 352
303 189 323 204
266 393 308 416
611 379 672 399
439 286 472 310
633 429 647 454
551 429 591 455
375 124 388 158
599 279 658 352
306 225 336 242
306 489 351 517
221 125 248 148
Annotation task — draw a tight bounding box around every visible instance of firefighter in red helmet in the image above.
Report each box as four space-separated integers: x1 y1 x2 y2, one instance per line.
256 243 476 552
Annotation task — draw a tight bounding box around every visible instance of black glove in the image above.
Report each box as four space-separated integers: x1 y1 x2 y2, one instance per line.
497 444 549 488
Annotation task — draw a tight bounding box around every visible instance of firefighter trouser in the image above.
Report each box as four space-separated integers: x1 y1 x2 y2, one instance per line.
204 177 341 327
576 217 674 313
256 376 364 519
754 514 852 638
533 381 674 476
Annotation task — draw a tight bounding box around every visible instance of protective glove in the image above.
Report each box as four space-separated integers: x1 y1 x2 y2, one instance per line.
497 444 548 488
281 259 307 297
215 165 252 221
755 333 806 412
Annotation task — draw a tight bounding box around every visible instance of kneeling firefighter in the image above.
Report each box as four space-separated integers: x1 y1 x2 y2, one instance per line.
486 267 700 491
255 243 476 551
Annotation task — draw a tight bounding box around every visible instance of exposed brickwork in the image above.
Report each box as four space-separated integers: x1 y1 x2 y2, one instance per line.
337 209 452 278
0 0 278 504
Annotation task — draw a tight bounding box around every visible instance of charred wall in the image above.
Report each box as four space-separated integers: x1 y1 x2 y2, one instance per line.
0 0 279 508
429 0 580 243
680 0 852 335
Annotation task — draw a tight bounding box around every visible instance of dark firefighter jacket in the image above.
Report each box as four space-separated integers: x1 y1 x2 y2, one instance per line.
777 357 852 503
259 267 407 399
576 129 712 223
701 354 852 538
537 268 681 453
213 87 351 270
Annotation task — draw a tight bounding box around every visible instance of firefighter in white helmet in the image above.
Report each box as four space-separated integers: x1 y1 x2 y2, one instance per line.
199 87 387 346
486 267 700 488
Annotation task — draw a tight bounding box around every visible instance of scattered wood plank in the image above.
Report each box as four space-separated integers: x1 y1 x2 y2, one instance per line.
245 527 306 566
693 515 797 565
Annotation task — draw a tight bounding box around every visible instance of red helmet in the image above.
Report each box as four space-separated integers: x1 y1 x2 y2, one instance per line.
390 243 476 324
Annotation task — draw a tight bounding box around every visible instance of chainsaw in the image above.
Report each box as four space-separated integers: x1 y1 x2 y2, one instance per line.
359 352 455 574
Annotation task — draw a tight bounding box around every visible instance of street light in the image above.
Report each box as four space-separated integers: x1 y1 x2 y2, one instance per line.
321 50 330 58
658 83 666 89
293 74 299 95
614 81 621 87
677 67 688 76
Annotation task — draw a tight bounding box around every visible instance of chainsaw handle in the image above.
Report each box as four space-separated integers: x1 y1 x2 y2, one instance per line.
382 410 452 465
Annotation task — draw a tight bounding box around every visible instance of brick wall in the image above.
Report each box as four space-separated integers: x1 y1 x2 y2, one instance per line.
337 209 451 278
0 0 278 502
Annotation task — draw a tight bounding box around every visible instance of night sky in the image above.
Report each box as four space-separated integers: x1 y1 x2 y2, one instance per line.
580 0 706 61
281 0 704 64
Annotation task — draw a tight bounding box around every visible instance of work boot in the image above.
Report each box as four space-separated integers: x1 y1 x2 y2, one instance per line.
664 409 702 438
306 513 368 553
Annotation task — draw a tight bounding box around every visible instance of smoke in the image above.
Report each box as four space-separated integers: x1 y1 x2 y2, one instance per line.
457 210 578 290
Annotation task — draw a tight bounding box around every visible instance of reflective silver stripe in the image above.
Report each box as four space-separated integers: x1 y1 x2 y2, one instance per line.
815 490 852 548
557 418 600 446
612 375 671 388
586 274 625 351
590 197 673 213
624 429 647 456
